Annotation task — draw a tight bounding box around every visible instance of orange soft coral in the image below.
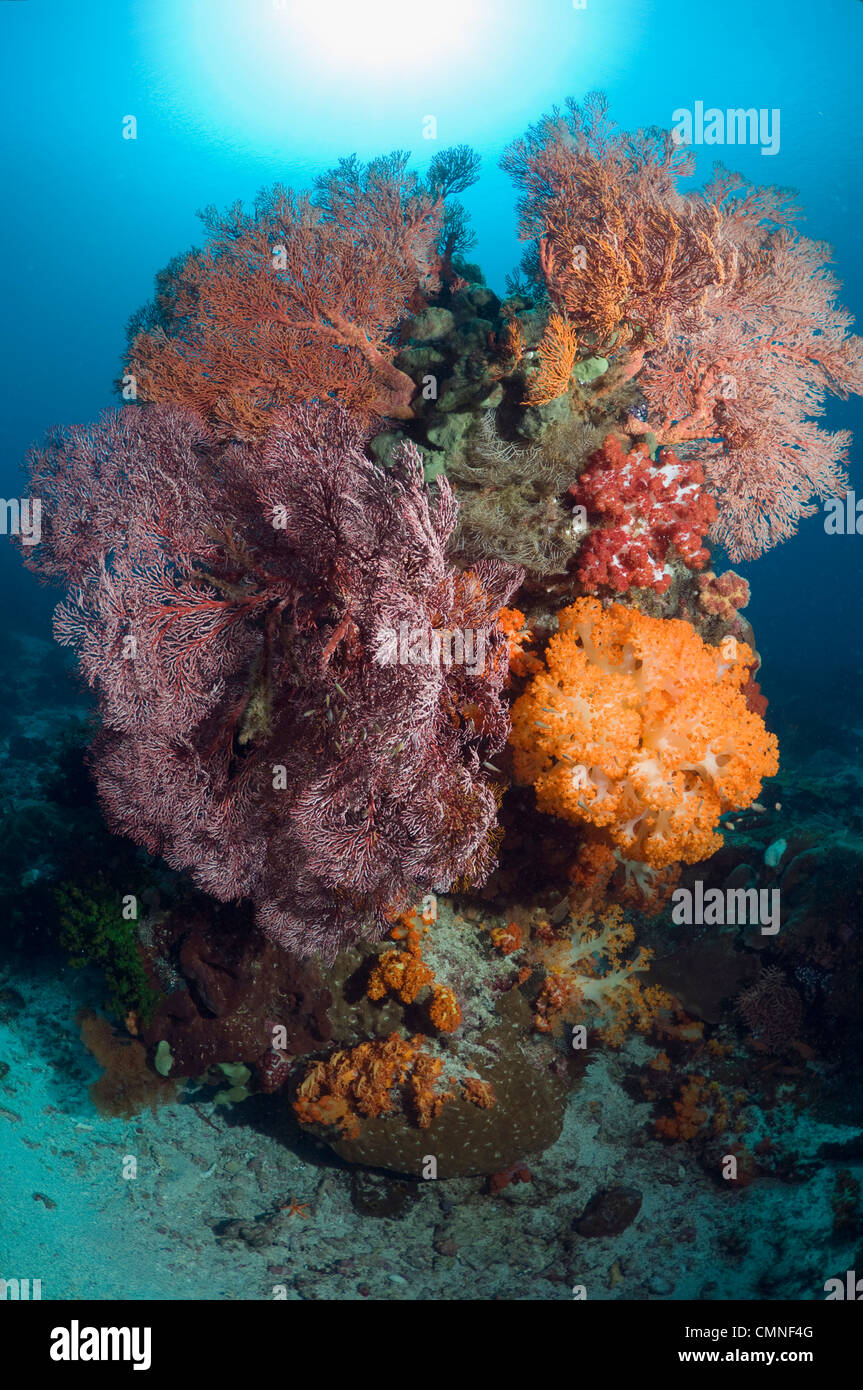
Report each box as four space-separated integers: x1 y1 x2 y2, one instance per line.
367 909 463 1034
510 599 778 868
497 607 544 682
367 944 434 1004
367 910 434 1004
462 1076 497 1109
293 1032 454 1138
530 904 672 1043
654 1074 711 1142
489 921 524 956
429 984 462 1033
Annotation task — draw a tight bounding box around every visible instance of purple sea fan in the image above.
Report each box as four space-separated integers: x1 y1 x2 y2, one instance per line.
735 966 804 1054
22 401 521 960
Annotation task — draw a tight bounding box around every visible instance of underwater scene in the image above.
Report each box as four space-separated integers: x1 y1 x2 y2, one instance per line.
2 0 863 1334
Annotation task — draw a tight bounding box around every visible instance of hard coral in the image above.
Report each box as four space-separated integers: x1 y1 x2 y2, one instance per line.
509 599 779 868
138 906 332 1084
569 435 717 594
24 402 520 960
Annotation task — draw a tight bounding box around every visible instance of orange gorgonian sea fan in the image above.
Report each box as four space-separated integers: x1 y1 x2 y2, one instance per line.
522 312 579 406
503 93 863 561
501 91 722 355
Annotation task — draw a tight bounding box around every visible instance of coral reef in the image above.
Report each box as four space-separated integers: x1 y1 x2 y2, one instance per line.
14 92 863 1220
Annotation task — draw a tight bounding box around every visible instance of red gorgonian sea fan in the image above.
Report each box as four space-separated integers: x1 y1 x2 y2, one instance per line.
503 93 863 561
23 403 520 959
124 147 481 440
568 434 717 594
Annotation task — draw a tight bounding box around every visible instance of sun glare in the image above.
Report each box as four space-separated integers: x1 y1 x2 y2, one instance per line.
277 0 488 73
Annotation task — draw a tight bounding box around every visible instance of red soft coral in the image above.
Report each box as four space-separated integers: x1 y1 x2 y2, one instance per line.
569 435 717 594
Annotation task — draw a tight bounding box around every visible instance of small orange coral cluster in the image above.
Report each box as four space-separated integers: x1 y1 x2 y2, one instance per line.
294 1032 454 1140
429 985 462 1033
367 910 462 1033
462 1076 496 1109
530 904 672 1043
489 921 524 956
697 569 750 622
497 607 544 683
367 916 434 1005
654 1074 747 1143
522 312 579 406
509 599 778 867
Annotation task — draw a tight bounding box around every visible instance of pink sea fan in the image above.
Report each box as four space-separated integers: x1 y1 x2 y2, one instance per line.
23 402 521 959
628 173 863 560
